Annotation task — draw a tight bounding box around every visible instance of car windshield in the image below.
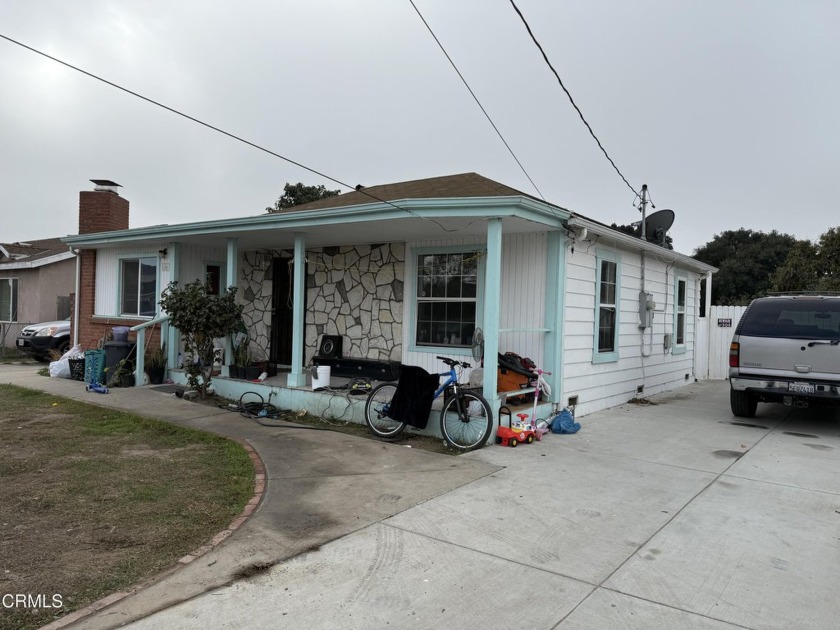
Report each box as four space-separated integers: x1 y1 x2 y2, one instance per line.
740 299 840 340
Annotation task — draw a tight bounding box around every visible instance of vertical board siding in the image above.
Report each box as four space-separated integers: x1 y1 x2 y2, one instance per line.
707 305 747 379
401 233 548 377
94 244 225 317
95 245 171 316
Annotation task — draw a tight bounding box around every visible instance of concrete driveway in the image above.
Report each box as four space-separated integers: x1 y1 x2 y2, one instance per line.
117 380 840 630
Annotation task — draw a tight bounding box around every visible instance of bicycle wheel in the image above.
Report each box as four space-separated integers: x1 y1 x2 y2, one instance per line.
440 391 493 452
364 383 406 440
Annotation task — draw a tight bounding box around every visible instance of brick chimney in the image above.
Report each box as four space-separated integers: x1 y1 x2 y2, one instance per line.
79 179 129 234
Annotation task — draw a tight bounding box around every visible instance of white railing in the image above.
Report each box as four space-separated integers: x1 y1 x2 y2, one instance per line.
130 315 171 386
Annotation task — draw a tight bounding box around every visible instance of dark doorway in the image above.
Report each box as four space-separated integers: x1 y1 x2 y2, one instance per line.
270 257 295 365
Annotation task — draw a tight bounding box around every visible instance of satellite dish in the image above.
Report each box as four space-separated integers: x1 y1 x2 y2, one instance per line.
471 327 484 362
643 209 675 245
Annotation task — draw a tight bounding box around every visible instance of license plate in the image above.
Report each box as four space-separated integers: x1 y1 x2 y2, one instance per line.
788 381 815 394
16 339 24 347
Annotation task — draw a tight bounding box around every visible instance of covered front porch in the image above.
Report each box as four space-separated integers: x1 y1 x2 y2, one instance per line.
119 195 570 425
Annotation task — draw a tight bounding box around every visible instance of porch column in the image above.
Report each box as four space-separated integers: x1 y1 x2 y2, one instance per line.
543 230 565 403
225 238 238 371
286 233 307 387
167 242 181 371
482 219 503 418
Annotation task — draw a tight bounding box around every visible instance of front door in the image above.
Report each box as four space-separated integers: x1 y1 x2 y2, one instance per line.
269 257 294 366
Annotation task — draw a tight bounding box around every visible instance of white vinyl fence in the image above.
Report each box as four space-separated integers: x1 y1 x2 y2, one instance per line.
698 305 748 380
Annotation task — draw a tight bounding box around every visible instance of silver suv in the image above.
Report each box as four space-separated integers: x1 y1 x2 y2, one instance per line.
729 295 840 417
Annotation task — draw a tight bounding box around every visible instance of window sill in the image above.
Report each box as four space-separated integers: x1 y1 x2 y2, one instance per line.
409 344 472 357
592 351 619 364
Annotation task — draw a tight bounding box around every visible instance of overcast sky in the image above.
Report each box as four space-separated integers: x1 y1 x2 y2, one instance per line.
1 0 837 255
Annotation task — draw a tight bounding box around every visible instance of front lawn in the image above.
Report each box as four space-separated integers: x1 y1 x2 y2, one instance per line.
0 385 254 630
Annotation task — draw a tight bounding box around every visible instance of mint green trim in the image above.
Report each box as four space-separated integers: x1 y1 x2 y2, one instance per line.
287 234 307 388
673 271 688 355
407 245 485 355
482 219 503 408
167 243 181 371
592 249 621 364
543 230 566 403
63 196 570 247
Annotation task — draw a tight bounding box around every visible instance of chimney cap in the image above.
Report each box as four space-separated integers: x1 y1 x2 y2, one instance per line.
90 179 122 193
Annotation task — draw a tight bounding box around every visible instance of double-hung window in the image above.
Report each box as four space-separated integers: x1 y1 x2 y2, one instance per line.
0 278 18 322
120 257 158 317
415 251 478 347
673 274 687 353
594 251 620 363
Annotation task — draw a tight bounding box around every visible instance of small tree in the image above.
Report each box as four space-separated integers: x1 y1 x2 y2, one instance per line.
266 182 340 212
159 280 243 398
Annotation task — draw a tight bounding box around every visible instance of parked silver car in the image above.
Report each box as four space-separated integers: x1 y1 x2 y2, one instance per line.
729 295 840 417
16 319 71 361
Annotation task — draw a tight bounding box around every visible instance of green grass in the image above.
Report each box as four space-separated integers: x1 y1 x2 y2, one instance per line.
0 384 255 630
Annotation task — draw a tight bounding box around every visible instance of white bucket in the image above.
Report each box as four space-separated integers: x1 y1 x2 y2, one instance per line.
312 366 331 390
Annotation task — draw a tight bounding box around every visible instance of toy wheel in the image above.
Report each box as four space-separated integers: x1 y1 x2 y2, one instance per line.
526 435 534 444
510 438 518 448
495 436 502 444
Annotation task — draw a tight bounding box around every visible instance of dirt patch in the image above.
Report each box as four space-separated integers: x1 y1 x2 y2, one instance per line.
0 384 254 630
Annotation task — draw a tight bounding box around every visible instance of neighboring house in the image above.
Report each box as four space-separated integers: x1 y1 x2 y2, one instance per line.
0 236 76 349
63 173 716 419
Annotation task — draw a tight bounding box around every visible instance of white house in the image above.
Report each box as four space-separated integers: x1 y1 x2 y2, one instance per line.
63 173 716 424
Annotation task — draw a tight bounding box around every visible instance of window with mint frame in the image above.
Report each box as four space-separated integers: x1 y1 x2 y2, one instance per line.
593 250 620 363
673 273 688 354
120 257 158 317
0 278 18 322
415 250 479 349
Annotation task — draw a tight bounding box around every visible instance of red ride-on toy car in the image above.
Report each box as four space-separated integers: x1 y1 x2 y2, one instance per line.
496 408 536 447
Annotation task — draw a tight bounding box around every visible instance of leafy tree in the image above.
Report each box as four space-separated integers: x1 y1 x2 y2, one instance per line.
159 280 243 398
692 229 798 305
266 182 340 212
771 227 840 292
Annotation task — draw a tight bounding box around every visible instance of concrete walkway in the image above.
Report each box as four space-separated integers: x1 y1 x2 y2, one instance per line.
4 365 840 629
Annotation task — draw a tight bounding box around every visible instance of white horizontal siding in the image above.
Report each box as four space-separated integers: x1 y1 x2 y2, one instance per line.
562 245 702 417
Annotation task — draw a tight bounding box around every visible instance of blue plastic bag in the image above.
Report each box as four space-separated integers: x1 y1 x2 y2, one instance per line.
550 408 580 434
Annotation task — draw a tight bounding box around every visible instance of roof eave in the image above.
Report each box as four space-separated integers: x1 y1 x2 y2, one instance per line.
567 216 718 274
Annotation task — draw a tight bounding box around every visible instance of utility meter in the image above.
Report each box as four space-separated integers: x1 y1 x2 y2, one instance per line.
639 291 655 329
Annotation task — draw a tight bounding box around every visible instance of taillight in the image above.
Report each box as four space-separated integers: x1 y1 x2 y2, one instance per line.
729 342 740 368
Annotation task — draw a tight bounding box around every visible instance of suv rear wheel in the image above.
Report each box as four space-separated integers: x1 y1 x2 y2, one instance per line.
730 388 757 418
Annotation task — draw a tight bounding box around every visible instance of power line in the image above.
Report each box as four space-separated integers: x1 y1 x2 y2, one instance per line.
0 32 461 232
408 0 545 201
507 0 640 199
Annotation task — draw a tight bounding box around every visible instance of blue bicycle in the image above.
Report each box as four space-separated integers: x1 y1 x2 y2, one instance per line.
364 356 494 452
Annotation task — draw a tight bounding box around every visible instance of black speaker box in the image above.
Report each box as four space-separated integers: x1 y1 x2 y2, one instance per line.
318 335 343 358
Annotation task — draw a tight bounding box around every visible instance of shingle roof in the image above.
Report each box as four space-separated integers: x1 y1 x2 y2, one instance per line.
279 172 538 213
0 237 68 264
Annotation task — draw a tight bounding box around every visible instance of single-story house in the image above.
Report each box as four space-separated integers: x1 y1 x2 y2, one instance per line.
63 174 716 426
0 237 76 347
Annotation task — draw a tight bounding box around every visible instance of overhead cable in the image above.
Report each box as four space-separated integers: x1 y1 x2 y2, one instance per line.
507 0 640 198
0 32 459 232
408 0 545 201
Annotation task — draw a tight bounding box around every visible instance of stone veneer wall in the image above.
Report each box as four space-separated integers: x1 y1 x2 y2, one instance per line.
238 243 404 366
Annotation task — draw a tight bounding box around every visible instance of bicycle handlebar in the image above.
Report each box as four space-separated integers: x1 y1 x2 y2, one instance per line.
436 356 471 369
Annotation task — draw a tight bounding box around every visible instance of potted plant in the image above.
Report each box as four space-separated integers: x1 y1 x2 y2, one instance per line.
238 343 260 380
145 343 167 385
106 358 135 388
